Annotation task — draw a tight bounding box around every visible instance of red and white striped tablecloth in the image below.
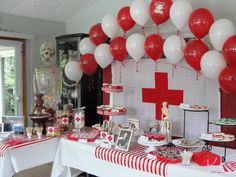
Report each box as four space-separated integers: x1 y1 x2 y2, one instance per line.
0 137 54 157
95 143 168 177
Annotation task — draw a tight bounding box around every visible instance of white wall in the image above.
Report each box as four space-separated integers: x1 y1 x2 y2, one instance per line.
0 12 65 120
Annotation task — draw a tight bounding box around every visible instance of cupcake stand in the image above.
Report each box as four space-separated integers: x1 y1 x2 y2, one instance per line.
97 84 127 122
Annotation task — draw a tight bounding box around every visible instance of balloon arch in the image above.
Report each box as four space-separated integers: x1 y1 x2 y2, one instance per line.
64 0 236 94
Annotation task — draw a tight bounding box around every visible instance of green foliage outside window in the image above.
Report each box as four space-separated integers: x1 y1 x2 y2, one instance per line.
3 56 15 115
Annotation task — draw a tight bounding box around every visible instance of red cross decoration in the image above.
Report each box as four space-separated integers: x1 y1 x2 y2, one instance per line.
48 127 54 133
142 72 184 120
75 117 81 122
62 117 69 124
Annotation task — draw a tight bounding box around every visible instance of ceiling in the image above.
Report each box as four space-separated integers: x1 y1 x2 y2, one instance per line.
0 0 236 23
0 0 96 22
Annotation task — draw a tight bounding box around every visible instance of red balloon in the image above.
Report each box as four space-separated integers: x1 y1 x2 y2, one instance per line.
117 6 135 32
223 35 236 66
80 54 98 75
110 36 128 63
184 40 209 71
144 34 164 61
219 66 236 94
189 8 214 39
149 0 172 25
89 23 108 46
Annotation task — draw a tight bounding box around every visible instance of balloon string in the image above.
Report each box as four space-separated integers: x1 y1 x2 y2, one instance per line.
156 24 159 35
177 30 185 55
122 61 125 68
123 32 126 39
196 71 201 81
157 60 195 72
172 64 177 77
155 60 158 71
119 64 122 84
141 26 146 37
136 61 139 72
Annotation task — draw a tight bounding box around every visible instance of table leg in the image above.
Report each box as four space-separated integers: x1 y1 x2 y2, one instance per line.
207 110 209 133
222 146 227 163
183 110 186 138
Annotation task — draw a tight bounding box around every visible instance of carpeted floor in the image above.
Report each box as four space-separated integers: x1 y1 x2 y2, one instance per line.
14 163 53 177
14 163 96 177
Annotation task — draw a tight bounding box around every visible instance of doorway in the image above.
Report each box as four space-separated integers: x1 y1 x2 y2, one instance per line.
0 38 26 130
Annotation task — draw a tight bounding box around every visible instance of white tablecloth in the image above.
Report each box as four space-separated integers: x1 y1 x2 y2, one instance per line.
0 137 59 177
51 138 236 177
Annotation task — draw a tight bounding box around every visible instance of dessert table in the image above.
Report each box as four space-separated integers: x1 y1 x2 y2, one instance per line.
0 136 59 177
51 138 236 177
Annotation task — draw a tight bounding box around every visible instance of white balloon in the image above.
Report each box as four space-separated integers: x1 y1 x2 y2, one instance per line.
163 35 186 64
101 14 119 38
130 0 149 26
64 60 83 82
209 19 236 51
94 44 113 69
170 0 193 30
201 51 227 81
79 37 96 55
126 33 145 60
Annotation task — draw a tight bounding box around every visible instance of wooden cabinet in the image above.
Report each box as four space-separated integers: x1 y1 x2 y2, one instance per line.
55 33 103 126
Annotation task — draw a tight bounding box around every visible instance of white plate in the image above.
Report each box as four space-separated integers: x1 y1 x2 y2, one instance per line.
138 138 167 147
172 139 204 148
201 133 235 142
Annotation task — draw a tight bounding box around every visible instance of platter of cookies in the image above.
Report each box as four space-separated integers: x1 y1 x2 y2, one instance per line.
97 105 127 116
201 132 235 142
102 83 123 93
172 138 204 148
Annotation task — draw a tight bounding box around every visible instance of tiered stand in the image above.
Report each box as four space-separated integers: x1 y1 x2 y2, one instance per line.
180 106 209 138
203 119 236 162
97 85 126 123
201 133 235 162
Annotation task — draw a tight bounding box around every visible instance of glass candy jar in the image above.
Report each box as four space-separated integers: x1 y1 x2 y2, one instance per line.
74 107 85 131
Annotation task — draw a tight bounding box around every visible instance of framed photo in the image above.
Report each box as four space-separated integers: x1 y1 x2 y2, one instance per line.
128 118 140 129
115 129 133 152
149 120 161 133
0 123 4 133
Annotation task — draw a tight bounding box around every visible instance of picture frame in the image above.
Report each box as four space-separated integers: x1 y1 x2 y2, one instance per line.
0 123 4 133
149 120 161 133
115 129 133 152
128 118 140 129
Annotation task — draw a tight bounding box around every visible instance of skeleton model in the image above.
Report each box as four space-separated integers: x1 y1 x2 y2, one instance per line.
33 42 62 109
160 102 171 142
161 102 169 121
